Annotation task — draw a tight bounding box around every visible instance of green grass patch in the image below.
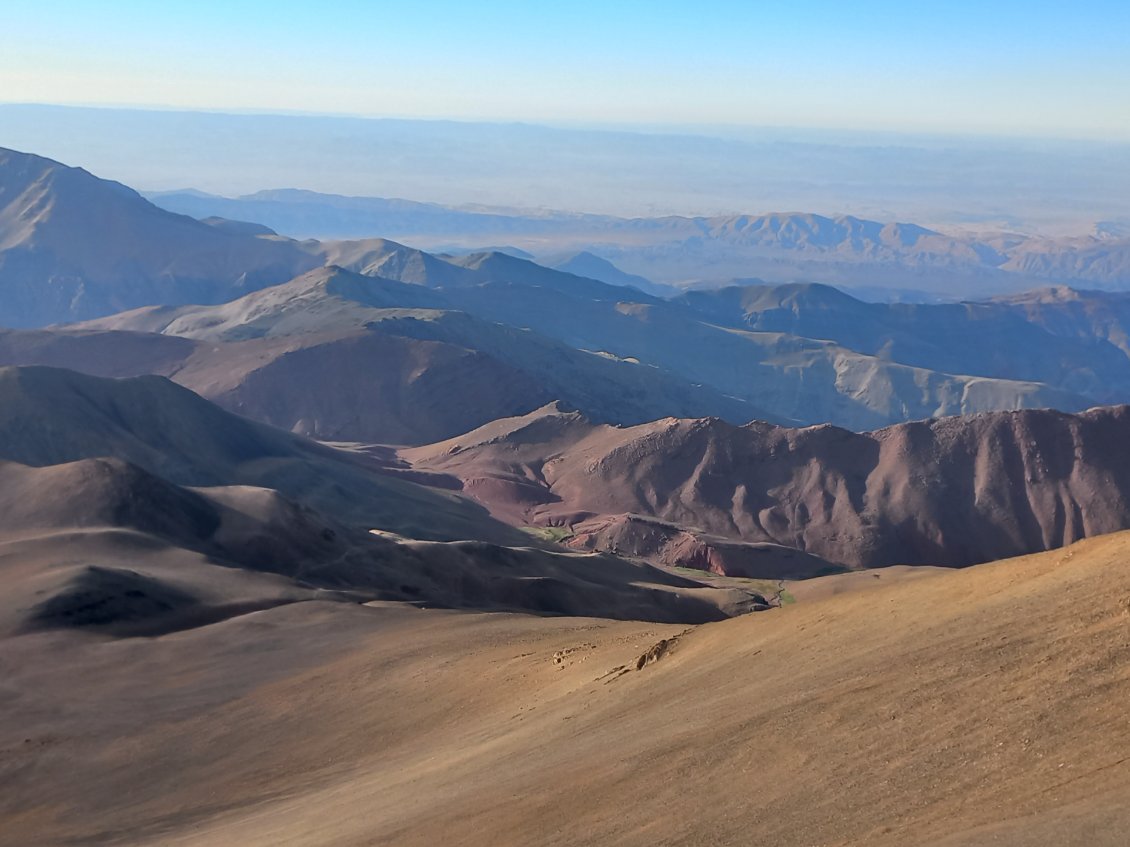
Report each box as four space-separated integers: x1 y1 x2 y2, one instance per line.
520 526 574 544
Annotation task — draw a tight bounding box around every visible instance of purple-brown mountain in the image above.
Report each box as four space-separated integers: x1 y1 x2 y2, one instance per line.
403 402 1130 577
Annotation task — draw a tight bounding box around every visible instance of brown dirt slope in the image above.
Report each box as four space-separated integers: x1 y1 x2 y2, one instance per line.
3 531 1129 845
404 401 1130 572
0 368 762 631
0 364 524 543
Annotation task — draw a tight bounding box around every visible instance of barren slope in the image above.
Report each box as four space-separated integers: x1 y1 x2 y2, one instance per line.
50 266 774 441
0 147 319 326
405 402 1130 573
4 532 1130 845
0 367 765 629
0 364 521 543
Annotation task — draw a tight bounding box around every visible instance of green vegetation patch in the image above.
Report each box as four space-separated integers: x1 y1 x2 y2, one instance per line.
520 525 574 544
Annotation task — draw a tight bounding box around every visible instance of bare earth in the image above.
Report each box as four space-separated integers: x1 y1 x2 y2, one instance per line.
3 531 1130 846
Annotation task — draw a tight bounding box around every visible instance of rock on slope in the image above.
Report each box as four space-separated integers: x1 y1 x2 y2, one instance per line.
404 401 1130 573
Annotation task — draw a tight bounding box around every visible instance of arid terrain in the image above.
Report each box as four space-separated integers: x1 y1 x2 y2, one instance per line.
4 532 1130 846
2 121 1130 847
401 401 1130 574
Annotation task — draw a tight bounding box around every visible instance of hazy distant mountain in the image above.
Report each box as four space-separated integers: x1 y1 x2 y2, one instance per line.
149 186 600 241
0 148 680 327
675 283 1130 402
427 272 1089 430
7 103 1129 233
62 259 1084 434
146 184 1130 295
541 251 676 297
0 148 320 326
405 402 1130 574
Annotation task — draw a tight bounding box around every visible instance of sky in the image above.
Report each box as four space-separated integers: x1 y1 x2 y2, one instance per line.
2 1 1129 139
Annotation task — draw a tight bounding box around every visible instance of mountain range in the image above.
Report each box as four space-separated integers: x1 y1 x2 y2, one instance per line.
402 401 1130 576
5 134 1130 846
150 185 1130 294
0 364 763 635
7 145 1125 582
9 147 1130 437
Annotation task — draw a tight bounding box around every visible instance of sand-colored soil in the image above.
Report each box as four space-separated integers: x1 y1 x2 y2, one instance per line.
4 531 1130 845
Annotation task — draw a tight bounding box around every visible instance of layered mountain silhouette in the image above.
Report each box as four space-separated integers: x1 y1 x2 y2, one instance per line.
403 401 1130 575
7 137 1130 847
151 185 1130 293
45 261 1086 437
0 266 762 443
0 365 765 635
0 148 320 326
676 282 1130 402
3 147 1125 440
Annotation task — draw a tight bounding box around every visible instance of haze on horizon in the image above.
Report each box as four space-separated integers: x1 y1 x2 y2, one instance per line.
4 0 1130 140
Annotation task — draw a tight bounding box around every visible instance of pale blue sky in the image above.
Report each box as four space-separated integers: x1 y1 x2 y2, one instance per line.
3 1 1128 138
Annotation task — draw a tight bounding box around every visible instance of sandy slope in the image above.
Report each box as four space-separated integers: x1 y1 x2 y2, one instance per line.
4 531 1130 845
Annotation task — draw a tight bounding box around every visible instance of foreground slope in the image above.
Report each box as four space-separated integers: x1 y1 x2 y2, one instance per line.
404 402 1130 572
4 532 1130 845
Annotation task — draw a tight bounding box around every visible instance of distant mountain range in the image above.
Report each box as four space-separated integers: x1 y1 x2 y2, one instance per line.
149 185 1130 295
0 149 321 325
10 146 1130 439
10 111 1130 847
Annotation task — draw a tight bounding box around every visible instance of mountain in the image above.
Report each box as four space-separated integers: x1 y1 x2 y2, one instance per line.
0 365 765 635
7 530 1130 845
149 186 593 241
676 282 1130 402
403 402 1130 574
39 266 765 443
147 182 1130 294
0 364 517 541
0 148 320 326
0 148 1112 437
541 250 676 297
429 273 1089 429
0 149 670 329
7 265 1092 438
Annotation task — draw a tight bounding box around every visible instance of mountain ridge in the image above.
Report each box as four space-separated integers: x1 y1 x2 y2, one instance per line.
403 401 1130 574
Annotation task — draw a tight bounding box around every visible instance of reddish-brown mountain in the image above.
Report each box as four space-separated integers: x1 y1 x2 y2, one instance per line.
404 402 1130 574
